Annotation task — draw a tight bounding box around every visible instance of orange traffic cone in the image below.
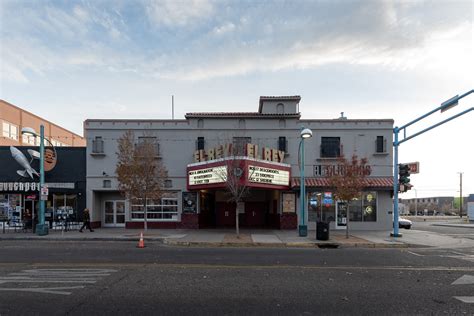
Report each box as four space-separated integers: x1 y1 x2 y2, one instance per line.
137 232 145 248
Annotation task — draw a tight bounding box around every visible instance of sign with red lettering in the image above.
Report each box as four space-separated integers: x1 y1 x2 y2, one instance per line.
406 162 420 174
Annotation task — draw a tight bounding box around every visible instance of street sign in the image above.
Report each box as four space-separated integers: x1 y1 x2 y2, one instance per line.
406 162 420 174
40 186 49 196
40 185 48 200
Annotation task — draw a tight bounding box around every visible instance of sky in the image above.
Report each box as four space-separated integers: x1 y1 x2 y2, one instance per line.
0 0 473 199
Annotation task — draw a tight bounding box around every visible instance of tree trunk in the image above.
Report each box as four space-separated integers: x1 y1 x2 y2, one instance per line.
235 201 240 237
144 196 148 231
346 204 349 239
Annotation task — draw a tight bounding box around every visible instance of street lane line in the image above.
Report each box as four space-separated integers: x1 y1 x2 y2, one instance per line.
452 275 474 285
406 251 424 256
453 296 474 304
0 286 85 295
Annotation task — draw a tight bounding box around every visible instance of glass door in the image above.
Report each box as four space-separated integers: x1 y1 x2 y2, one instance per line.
104 201 126 227
335 201 347 229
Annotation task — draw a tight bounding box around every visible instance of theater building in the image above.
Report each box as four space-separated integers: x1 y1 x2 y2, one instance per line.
85 96 394 230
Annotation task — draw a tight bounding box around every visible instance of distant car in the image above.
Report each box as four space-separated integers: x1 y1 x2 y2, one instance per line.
398 217 412 229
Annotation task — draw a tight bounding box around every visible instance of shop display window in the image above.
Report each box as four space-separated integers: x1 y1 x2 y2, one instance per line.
131 193 178 220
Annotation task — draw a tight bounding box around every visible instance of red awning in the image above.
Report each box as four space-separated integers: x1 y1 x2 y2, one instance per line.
291 177 393 188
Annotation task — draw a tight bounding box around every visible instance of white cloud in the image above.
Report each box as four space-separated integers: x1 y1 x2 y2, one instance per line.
213 22 235 35
145 0 214 27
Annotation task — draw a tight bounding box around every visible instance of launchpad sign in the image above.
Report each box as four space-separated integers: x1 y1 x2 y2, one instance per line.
188 166 227 186
248 165 289 186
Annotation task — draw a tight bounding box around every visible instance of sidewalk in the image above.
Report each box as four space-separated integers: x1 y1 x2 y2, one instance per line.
3 227 469 248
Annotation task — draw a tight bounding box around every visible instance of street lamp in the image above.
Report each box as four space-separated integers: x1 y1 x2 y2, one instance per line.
21 125 49 236
299 127 313 237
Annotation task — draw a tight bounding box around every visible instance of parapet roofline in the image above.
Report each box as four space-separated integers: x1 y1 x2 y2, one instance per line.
259 95 301 112
185 112 301 118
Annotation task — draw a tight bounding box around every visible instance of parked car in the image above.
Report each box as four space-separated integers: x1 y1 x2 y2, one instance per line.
398 217 412 229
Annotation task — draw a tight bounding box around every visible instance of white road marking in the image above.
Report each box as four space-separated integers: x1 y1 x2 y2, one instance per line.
452 275 474 285
0 268 117 295
406 251 424 257
453 296 474 304
0 286 85 295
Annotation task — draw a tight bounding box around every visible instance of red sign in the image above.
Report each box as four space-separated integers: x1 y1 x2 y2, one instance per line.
406 162 420 174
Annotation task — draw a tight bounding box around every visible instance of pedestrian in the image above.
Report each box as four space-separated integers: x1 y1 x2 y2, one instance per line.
23 208 32 231
79 208 94 232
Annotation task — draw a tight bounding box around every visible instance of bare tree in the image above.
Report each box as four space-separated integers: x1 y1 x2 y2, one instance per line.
215 156 254 237
327 154 370 238
116 130 168 231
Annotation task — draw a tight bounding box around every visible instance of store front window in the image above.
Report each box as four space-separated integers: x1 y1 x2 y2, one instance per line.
52 194 78 222
308 191 335 223
344 191 378 222
131 192 178 221
308 191 377 223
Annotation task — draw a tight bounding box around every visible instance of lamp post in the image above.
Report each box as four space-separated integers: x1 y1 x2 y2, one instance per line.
299 127 313 237
392 89 473 237
21 125 49 236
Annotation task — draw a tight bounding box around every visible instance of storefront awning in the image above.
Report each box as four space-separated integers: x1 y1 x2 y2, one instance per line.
291 177 394 189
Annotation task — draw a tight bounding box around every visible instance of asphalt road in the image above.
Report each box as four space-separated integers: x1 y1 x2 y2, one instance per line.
410 220 474 238
0 241 473 315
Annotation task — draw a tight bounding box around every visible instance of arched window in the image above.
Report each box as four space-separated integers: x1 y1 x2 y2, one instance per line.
197 119 204 128
277 103 284 114
238 119 246 129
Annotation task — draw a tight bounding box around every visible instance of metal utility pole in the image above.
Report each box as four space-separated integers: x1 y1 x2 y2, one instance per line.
459 172 463 218
391 89 474 237
172 95 175 120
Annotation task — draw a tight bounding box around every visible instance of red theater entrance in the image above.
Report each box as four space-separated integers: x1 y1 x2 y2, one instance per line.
187 157 292 230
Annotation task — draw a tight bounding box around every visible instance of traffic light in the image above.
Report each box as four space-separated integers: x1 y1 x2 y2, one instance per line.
398 164 411 192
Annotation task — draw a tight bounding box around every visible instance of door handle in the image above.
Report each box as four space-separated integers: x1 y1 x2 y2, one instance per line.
252 211 255 217
225 211 228 217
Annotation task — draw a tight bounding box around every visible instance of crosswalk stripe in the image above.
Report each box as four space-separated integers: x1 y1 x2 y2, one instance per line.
0 268 117 295
453 296 474 304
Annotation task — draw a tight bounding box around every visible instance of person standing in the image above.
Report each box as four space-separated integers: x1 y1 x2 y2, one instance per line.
79 208 94 232
23 209 32 231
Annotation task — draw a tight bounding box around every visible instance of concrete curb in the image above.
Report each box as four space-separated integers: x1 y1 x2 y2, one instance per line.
164 240 413 249
0 236 166 242
0 236 416 248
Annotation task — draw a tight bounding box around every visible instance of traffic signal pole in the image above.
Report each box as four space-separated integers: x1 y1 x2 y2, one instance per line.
392 129 401 237
391 89 474 238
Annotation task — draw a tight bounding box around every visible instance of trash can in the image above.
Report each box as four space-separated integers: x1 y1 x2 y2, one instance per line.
316 221 329 241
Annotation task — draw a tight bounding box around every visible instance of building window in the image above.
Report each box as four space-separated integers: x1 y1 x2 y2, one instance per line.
279 119 286 128
238 119 246 129
348 192 377 222
103 180 111 188
52 194 78 223
277 103 284 114
2 121 18 140
320 137 341 158
232 137 251 156
196 137 205 150
197 119 204 128
376 136 386 153
92 136 104 153
22 134 36 145
137 137 160 156
164 179 172 188
278 136 287 153
51 139 67 147
131 193 178 220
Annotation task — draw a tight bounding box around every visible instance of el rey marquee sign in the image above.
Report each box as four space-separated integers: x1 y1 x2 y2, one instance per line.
187 158 291 190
